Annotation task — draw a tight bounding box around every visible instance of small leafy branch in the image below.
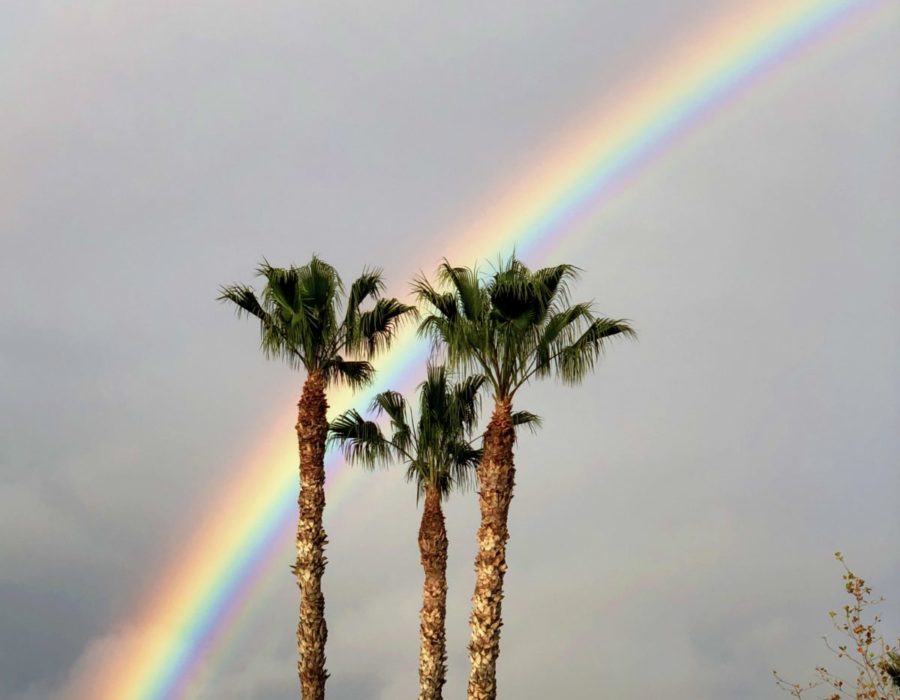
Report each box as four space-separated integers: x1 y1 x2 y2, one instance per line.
774 552 900 700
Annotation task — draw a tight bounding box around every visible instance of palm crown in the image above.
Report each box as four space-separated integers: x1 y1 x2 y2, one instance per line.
413 257 636 399
328 365 486 499
219 257 417 387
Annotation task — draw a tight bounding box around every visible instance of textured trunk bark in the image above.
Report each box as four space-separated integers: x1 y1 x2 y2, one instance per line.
418 485 449 700
467 398 515 700
293 371 329 700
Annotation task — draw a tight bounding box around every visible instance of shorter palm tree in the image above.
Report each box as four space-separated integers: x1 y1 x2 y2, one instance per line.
329 366 540 700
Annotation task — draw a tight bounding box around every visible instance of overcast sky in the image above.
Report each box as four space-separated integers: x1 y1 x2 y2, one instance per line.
1 2 899 699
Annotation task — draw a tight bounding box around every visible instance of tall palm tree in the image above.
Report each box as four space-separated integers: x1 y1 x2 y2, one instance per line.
328 365 486 700
219 257 415 700
414 257 635 700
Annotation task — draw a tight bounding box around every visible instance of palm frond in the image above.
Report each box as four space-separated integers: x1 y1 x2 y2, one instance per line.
437 261 484 321
357 298 418 355
447 440 482 490
412 274 459 321
218 283 301 366
343 268 385 335
532 263 579 313
416 314 453 352
534 303 594 373
346 269 385 311
511 410 542 436
556 318 636 384
257 262 300 314
324 357 376 389
295 258 341 350
370 390 408 426
451 373 486 429
487 257 542 322
327 410 392 467
218 284 268 322
370 390 413 453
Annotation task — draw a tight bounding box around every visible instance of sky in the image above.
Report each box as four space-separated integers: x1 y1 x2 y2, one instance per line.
1 1 898 699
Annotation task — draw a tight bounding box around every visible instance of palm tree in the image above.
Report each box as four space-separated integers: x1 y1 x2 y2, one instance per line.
219 257 415 700
328 365 486 700
413 257 635 700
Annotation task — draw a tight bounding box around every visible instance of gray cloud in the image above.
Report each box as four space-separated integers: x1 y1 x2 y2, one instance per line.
2 0 898 698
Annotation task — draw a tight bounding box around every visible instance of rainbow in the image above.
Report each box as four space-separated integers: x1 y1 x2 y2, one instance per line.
83 0 890 697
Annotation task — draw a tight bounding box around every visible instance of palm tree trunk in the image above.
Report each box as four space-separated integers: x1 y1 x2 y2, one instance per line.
418 484 449 700
467 398 515 700
293 371 329 700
